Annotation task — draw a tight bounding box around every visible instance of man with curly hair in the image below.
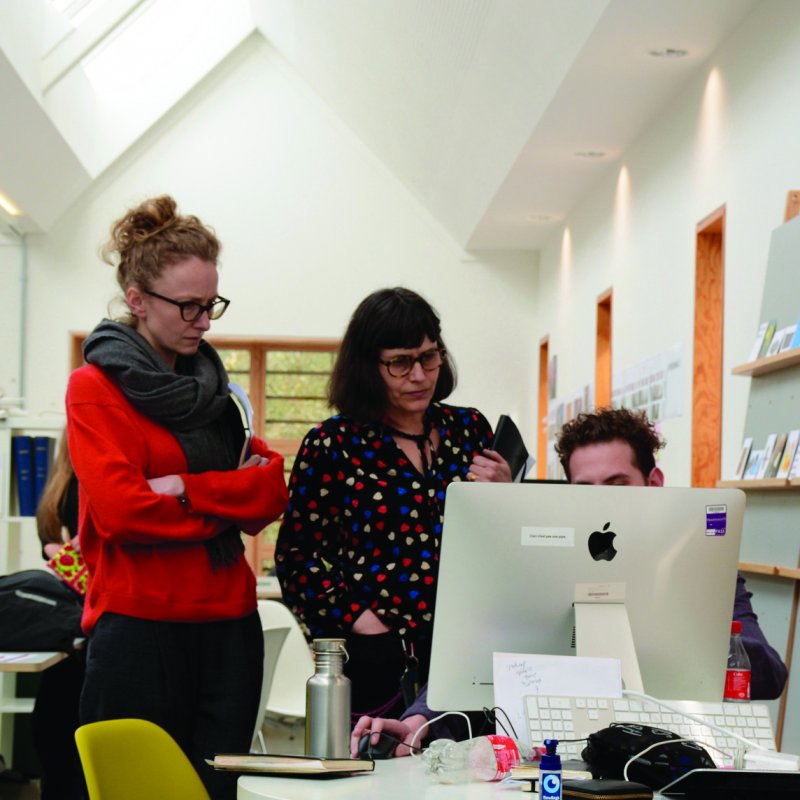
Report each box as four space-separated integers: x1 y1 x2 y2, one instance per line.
555 407 786 702
351 408 787 758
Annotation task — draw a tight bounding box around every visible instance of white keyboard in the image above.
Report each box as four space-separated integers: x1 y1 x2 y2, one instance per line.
524 694 777 767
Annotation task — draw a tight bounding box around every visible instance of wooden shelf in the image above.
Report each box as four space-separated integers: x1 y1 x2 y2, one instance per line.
716 478 800 490
732 348 800 377
739 561 800 581
0 699 35 714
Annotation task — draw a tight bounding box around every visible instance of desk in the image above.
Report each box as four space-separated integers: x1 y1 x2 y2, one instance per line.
238 758 517 799
256 576 282 600
0 652 68 759
238 758 676 799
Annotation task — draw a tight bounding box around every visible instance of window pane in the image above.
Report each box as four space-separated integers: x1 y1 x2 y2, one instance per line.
268 351 335 373
263 350 335 441
268 397 330 422
267 372 328 398
219 348 251 394
265 421 319 440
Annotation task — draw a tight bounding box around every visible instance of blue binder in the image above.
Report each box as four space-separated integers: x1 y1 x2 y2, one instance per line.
33 436 56 511
12 435 35 516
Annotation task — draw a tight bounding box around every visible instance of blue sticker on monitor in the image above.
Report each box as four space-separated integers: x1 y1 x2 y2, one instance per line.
705 504 727 536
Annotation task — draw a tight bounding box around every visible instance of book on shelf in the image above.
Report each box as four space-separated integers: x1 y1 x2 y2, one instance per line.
757 320 778 360
779 325 797 353
748 322 769 362
777 430 800 479
756 434 777 480
33 435 56 510
766 329 786 358
790 447 800 480
790 317 800 350
765 432 788 478
207 753 375 775
11 435 35 516
733 437 753 480
743 449 763 480
493 414 533 482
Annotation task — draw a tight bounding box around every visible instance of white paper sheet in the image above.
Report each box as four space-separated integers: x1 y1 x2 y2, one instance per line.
492 652 622 748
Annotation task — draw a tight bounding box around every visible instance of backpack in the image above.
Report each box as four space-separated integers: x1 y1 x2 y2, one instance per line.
0 569 84 652
581 722 716 790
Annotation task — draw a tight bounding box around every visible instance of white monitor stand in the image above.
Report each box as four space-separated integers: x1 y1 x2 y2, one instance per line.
574 581 644 693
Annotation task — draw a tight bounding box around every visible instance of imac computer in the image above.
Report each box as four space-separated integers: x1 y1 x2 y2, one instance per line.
427 482 746 711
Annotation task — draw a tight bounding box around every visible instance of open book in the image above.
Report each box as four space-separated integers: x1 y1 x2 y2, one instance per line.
208 753 375 775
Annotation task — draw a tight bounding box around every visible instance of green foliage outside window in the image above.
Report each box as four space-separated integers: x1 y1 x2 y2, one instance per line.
218 346 335 573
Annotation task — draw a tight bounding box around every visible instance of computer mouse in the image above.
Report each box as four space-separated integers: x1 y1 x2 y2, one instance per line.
357 732 397 760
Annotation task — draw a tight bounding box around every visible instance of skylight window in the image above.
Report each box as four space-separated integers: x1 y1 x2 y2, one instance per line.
50 0 107 27
80 0 221 114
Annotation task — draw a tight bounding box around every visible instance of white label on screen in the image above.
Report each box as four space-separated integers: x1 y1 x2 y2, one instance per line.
521 527 575 547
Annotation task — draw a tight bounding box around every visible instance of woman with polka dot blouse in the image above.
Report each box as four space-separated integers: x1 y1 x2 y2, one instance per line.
275 287 511 722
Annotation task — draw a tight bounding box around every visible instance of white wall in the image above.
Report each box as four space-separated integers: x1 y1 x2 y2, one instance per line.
21 35 537 438
0 236 22 403
532 0 800 751
535 0 800 487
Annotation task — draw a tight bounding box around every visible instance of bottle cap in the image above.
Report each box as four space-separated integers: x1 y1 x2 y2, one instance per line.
731 620 743 635
540 738 561 770
312 638 347 652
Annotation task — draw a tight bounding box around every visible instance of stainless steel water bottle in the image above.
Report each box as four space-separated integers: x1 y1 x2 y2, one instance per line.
305 638 351 758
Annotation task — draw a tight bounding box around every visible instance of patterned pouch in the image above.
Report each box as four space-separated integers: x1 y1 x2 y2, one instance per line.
46 541 88 596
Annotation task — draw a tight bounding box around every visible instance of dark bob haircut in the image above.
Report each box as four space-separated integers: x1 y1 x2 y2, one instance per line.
328 287 457 423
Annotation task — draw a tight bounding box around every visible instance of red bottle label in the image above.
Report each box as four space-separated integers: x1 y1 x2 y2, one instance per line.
486 735 521 779
724 668 751 700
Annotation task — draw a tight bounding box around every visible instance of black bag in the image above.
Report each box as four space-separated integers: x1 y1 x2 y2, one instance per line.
581 722 716 790
0 569 84 652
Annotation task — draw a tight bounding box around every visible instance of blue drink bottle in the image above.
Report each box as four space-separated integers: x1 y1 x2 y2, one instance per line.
540 738 562 800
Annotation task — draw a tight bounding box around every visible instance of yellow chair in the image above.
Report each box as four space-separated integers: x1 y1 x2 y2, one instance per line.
75 718 210 800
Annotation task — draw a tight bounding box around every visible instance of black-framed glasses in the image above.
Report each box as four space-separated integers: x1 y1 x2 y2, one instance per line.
143 289 230 322
379 347 446 378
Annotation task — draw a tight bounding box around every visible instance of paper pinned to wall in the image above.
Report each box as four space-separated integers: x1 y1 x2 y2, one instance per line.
493 652 622 747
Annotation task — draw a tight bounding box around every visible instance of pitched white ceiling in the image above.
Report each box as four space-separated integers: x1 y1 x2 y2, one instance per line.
0 0 759 250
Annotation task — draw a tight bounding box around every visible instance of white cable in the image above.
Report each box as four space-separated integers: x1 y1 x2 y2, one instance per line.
621 689 766 752
408 711 474 758
622 737 696 782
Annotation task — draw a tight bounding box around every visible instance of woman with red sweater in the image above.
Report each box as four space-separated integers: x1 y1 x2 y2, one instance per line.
66 195 287 799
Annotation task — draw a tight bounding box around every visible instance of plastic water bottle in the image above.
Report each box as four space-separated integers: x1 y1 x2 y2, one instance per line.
421 734 522 783
723 620 751 702
539 738 562 800
305 638 351 758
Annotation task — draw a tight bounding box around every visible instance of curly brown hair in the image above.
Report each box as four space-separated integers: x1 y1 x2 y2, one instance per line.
102 195 220 324
555 407 665 481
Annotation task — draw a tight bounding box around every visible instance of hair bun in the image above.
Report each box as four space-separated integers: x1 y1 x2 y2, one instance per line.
113 195 179 253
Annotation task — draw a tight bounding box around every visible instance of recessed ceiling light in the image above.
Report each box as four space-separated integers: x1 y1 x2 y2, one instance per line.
574 151 605 159
648 48 688 58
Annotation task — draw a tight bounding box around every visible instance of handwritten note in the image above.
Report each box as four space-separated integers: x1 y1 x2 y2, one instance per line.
492 652 621 748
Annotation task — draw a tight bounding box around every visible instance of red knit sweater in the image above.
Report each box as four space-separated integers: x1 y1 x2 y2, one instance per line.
66 364 288 633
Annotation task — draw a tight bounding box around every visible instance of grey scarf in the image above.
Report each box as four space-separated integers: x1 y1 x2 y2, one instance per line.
83 319 244 569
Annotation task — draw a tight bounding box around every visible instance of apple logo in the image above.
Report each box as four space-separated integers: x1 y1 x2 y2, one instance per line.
588 521 617 561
